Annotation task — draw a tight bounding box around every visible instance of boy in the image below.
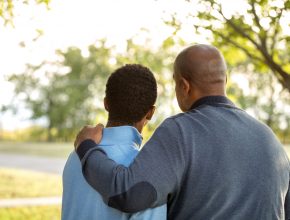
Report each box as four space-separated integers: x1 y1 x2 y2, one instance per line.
62 64 166 219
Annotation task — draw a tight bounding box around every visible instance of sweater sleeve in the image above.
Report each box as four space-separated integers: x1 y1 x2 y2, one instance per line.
77 118 186 213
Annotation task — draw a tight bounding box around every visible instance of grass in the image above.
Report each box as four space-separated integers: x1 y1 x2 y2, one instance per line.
0 168 62 199
0 143 289 219
0 141 72 158
0 168 62 219
0 206 61 220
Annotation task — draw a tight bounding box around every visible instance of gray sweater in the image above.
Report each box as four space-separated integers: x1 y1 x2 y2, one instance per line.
77 96 290 220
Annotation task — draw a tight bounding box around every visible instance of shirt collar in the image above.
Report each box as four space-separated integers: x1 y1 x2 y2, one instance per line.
190 95 235 110
99 126 142 148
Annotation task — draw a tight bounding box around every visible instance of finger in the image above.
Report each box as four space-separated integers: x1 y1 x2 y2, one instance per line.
82 125 93 130
96 123 104 128
95 125 104 132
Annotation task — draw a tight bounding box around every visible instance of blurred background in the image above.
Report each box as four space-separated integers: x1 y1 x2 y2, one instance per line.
0 0 289 219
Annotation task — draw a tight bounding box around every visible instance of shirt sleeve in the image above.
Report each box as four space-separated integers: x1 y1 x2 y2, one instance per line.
77 118 186 213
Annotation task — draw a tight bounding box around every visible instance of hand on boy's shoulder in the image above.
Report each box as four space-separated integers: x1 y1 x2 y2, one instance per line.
74 124 104 150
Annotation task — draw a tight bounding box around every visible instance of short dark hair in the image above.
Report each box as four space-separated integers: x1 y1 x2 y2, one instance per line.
105 64 157 124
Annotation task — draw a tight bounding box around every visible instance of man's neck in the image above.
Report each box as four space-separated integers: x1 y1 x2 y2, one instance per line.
189 89 227 108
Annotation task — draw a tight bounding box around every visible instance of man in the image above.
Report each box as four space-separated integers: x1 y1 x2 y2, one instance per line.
62 64 166 220
75 45 290 219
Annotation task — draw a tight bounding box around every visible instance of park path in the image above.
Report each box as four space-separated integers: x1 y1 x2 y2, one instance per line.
0 153 67 174
0 197 61 208
0 153 65 207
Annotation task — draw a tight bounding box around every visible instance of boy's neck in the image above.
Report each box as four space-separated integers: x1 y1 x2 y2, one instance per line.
106 120 143 133
106 121 131 128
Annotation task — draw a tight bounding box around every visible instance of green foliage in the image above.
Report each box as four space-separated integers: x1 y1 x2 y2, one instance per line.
5 39 177 141
0 0 50 26
170 0 290 92
0 126 48 142
7 41 114 141
227 71 290 144
164 0 290 141
5 35 290 142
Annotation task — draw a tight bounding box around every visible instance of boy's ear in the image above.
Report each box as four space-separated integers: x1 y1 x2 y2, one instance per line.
104 97 109 112
145 106 156 121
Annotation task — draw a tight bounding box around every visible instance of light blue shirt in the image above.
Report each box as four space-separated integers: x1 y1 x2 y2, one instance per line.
62 126 166 220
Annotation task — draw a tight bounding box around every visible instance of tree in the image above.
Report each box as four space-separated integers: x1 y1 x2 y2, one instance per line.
167 0 290 92
5 39 178 141
7 41 114 141
0 0 50 26
164 0 290 141
228 70 290 143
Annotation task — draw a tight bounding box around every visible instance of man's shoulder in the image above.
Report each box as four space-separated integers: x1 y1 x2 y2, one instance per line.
154 113 188 137
166 107 210 121
159 106 254 134
162 110 201 128
162 111 189 123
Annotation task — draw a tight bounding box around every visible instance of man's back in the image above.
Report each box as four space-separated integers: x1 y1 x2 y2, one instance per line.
166 97 290 219
62 126 166 220
76 96 290 220
77 96 290 220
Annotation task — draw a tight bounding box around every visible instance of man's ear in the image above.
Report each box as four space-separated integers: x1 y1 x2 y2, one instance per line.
104 97 109 112
145 106 156 121
180 77 191 95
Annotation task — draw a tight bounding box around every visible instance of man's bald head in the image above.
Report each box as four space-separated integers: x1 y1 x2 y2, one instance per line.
174 44 227 92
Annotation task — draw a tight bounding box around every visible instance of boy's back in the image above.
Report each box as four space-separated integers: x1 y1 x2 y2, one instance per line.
62 64 165 219
62 126 166 220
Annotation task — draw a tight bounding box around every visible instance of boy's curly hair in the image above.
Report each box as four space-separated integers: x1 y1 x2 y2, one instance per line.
105 64 157 124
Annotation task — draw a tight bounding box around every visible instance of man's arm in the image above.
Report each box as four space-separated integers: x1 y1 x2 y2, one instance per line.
76 118 186 213
129 204 167 220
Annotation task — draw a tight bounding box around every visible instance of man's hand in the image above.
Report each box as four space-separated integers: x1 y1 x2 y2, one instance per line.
74 124 104 150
